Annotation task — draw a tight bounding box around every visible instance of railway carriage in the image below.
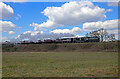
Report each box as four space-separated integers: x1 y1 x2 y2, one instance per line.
59 37 100 43
21 36 100 44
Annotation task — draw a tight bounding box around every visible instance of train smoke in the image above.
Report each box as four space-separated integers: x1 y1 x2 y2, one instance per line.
10 31 74 43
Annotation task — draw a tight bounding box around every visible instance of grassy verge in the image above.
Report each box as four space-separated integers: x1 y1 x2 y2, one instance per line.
2 52 118 77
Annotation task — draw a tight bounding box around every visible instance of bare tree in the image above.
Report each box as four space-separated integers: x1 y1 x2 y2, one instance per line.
87 28 109 42
86 28 116 42
109 34 115 41
97 28 108 42
85 33 89 37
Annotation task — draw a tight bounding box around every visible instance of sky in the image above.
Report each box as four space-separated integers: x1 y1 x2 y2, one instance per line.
0 1 119 42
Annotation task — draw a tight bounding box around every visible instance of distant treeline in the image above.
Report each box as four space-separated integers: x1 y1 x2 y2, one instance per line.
2 41 119 52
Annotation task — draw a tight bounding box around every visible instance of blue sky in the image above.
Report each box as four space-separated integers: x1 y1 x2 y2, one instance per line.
3 2 66 38
1 1 119 41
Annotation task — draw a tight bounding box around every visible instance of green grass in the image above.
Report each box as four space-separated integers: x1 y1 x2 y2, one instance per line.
2 52 118 77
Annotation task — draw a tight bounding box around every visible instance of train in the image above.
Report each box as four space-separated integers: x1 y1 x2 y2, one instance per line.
20 36 100 44
60 36 100 43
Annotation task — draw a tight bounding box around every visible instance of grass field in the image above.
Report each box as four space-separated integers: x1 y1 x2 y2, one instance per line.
2 52 118 77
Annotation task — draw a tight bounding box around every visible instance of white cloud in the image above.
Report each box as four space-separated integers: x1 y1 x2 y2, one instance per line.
0 2 14 19
83 19 119 34
0 37 8 42
30 1 107 30
107 29 118 34
15 14 22 20
107 2 119 6
14 31 44 42
93 0 120 2
11 30 74 42
0 37 7 40
106 9 112 12
30 23 48 30
23 31 43 36
8 31 15 34
93 0 120 6
0 0 28 2
50 27 81 34
0 20 16 32
17 14 21 18
75 35 84 37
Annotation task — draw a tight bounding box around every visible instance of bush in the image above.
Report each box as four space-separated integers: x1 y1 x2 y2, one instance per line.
2 42 118 52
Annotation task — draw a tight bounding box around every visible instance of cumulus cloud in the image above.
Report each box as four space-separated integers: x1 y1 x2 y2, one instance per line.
13 31 44 42
0 2 14 19
23 31 43 36
50 27 81 34
83 19 119 34
0 20 16 32
30 1 107 30
8 31 15 34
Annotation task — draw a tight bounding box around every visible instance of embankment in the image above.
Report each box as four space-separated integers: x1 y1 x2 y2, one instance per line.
2 42 118 52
